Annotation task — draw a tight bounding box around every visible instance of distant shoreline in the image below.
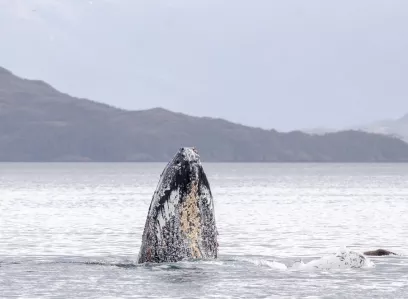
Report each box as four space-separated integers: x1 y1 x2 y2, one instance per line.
1 161 408 164
2 66 408 163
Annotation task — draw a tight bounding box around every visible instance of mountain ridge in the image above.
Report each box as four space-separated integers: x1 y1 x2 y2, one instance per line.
1 66 408 162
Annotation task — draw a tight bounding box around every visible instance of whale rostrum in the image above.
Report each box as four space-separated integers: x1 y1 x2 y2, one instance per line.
138 147 218 263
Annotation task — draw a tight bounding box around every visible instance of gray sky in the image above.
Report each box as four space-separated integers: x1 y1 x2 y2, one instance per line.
1 0 407 131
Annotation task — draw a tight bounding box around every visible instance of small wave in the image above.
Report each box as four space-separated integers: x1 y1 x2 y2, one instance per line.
1 247 394 273
35 258 141 268
0 260 21 265
233 257 288 270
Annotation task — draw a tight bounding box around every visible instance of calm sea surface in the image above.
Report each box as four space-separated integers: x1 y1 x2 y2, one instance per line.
1 163 407 298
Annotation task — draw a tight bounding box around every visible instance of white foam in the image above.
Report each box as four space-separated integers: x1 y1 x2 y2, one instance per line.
290 247 375 271
237 257 288 270
239 247 375 272
262 260 288 270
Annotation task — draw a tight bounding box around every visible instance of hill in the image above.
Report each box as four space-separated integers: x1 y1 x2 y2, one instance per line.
1 66 408 162
303 114 408 143
353 114 408 142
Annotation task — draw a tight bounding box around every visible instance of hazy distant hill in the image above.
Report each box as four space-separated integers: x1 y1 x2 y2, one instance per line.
353 114 408 142
304 115 408 142
1 66 408 162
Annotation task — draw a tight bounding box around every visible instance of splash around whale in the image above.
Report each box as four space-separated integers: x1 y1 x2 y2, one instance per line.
291 247 375 271
138 147 218 264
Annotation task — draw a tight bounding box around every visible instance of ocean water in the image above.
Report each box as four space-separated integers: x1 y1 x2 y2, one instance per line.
0 163 407 298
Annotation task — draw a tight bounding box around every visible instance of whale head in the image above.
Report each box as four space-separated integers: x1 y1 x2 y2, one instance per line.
138 147 218 263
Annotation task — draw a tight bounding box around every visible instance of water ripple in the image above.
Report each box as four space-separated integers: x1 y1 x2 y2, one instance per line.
1 163 407 298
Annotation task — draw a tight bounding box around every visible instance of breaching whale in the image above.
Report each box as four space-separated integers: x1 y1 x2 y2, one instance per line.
138 147 218 264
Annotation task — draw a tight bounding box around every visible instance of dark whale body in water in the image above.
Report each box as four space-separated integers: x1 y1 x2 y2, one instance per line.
364 249 397 256
138 147 218 264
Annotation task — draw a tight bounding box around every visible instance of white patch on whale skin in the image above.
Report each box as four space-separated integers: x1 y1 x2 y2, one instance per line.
147 147 200 222
149 175 171 217
182 147 200 164
155 188 180 241
199 185 213 208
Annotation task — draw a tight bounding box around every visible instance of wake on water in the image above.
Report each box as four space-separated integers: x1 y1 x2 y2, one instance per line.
2 246 395 278
23 246 376 272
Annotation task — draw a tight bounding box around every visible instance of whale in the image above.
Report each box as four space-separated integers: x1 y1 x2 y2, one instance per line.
138 147 218 264
364 249 397 256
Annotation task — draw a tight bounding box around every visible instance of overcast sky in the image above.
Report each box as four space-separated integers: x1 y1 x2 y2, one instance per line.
0 0 407 131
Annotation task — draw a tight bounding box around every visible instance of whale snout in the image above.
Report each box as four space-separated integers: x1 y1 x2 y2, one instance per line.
176 147 200 163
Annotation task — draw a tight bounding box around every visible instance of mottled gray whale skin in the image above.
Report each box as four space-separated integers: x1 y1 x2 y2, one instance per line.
364 249 397 256
138 147 218 264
